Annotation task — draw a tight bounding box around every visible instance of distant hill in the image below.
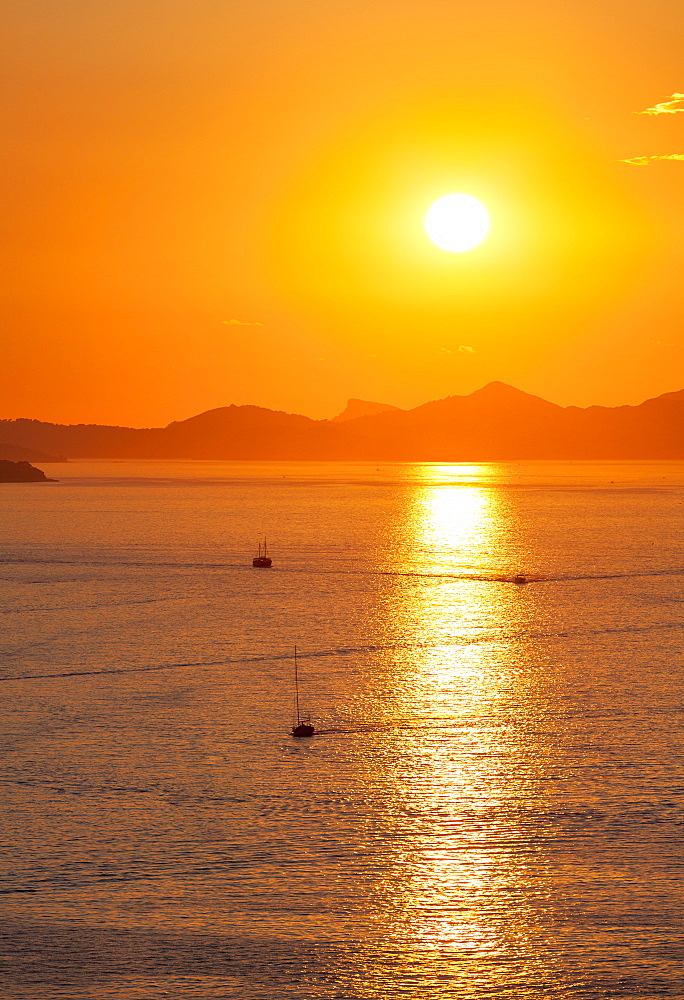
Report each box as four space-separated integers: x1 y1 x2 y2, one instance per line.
331 398 401 422
0 441 66 463
0 460 56 483
0 407 372 460
333 382 684 459
1 382 683 460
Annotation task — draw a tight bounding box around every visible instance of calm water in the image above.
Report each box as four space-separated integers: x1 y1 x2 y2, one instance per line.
1 461 683 999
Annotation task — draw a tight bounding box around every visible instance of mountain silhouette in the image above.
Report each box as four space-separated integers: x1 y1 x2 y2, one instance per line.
1 382 683 460
0 441 67 463
331 398 402 422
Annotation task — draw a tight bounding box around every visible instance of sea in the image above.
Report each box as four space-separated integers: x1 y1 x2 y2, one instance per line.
1 460 683 999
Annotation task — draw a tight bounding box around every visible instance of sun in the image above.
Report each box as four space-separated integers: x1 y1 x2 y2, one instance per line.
425 194 490 252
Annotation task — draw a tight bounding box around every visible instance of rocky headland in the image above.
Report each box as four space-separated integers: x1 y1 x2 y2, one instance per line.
0 460 57 483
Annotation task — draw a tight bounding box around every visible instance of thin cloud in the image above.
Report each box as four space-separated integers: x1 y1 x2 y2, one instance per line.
637 93 684 115
620 154 684 165
439 345 475 356
222 318 263 326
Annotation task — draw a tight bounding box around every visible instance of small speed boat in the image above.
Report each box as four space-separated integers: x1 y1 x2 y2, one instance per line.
252 538 272 568
513 574 527 585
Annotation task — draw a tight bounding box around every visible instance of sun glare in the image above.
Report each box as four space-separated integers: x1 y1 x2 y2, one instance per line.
425 194 490 252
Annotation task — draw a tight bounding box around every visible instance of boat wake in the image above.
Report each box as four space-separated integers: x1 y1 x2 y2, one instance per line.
4 554 684 590
3 618 683 684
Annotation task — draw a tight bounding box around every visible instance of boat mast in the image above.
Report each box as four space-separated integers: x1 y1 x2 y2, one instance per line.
294 645 300 726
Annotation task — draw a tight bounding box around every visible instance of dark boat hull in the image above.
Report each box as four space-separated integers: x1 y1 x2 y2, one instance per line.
252 557 272 567
291 724 315 738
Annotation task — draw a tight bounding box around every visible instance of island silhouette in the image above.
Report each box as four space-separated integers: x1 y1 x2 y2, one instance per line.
0 459 57 483
1 382 683 461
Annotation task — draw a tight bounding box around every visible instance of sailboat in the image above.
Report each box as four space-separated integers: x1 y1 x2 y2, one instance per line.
252 538 272 568
291 646 315 737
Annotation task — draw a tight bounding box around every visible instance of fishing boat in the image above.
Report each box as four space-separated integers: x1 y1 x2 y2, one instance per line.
291 646 315 737
252 539 272 568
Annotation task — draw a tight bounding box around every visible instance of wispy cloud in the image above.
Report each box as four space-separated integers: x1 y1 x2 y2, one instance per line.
438 345 475 356
637 93 684 115
222 318 263 326
620 153 684 165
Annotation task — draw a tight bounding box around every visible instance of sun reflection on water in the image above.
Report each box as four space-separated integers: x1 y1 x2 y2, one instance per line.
406 466 512 654
361 465 544 980
418 483 492 561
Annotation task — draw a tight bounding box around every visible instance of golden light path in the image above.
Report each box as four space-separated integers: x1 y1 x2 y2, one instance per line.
361 465 545 988
425 194 490 252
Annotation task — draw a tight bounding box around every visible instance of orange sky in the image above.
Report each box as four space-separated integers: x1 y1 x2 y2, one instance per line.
2 0 684 425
